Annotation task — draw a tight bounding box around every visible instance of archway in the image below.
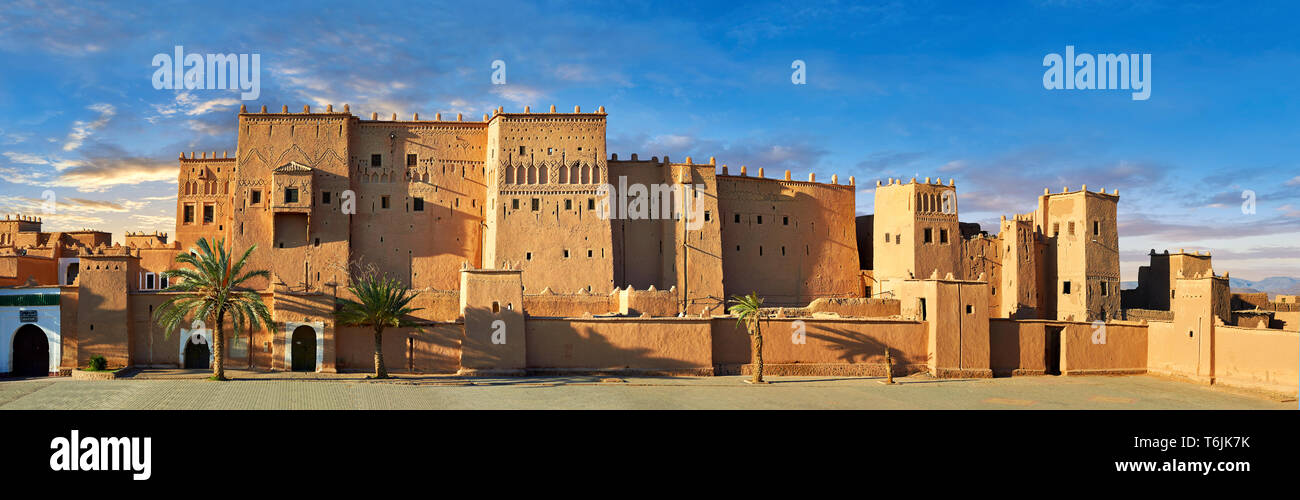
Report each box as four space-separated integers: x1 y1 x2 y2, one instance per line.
291 325 316 372
11 324 49 377
183 335 210 369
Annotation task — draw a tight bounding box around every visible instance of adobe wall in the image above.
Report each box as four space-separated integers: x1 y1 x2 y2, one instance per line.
334 323 460 373
351 119 488 290
0 253 57 287
804 297 900 318
990 319 1049 375
718 172 859 305
1213 325 1298 394
1061 321 1147 375
524 291 617 317
525 317 713 375
711 317 928 376
618 286 677 317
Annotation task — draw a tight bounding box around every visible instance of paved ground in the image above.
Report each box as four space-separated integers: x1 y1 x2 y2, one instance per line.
0 371 1293 409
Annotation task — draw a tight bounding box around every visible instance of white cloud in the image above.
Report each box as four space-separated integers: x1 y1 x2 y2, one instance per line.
61 103 115 152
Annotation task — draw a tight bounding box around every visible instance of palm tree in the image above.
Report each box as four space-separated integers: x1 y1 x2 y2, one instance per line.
728 292 767 384
333 268 422 379
154 237 276 381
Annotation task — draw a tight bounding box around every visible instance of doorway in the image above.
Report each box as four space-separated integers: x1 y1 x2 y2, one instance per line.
291 325 316 372
184 336 210 369
1044 326 1063 375
11 325 49 377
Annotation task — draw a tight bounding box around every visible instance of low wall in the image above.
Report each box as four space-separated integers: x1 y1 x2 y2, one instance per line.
804 297 901 318
334 324 460 374
523 293 617 318
990 319 1048 376
711 317 928 376
1146 320 1199 379
524 318 713 375
991 319 1148 376
1061 322 1147 375
1123 308 1173 322
1213 325 1298 395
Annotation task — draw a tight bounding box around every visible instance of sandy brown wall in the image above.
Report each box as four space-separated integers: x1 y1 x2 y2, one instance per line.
710 317 928 375
334 323 460 373
1213 325 1298 394
525 318 713 374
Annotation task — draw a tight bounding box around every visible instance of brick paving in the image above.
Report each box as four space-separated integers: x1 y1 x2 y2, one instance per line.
0 371 1292 410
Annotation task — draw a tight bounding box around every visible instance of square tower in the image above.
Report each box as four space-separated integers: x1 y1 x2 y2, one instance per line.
872 177 960 282
1034 186 1120 321
483 106 613 294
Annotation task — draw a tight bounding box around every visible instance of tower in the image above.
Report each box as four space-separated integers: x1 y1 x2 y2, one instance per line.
1034 186 1120 321
872 177 960 281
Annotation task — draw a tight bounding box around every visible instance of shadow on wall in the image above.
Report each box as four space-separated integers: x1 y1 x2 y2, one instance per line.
806 327 927 372
524 319 712 374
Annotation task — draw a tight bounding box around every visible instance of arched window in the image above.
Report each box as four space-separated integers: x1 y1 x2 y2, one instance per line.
581 164 590 184
591 166 600 184
515 166 526 185
570 164 580 184
527 166 537 184
559 164 568 183
538 165 548 184
505 167 514 184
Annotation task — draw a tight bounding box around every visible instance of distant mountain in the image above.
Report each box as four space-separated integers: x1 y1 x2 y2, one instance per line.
1122 277 1300 298
1228 277 1300 297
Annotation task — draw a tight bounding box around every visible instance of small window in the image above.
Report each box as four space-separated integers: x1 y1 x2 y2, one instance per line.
183 205 195 223
563 249 570 258
145 273 156 290
525 252 532 261
531 198 540 211
757 215 763 224
249 190 262 205
734 213 741 223
511 199 519 210
160 276 168 289
1063 281 1072 294
587 249 593 258
965 305 973 314
782 216 789 225
1052 223 1060 236
413 197 424 211
885 233 890 243
587 199 595 210
895 235 901 245
518 146 526 155
371 154 382 167
314 238 320 247
924 228 933 243
406 153 417 167
381 196 390 209
1093 221 1100 236
322 191 331 204
202 204 214 223
704 211 711 222
1068 221 1075 235
284 187 299 204
1101 281 1109 296
1171 289 1176 299
565 199 572 210
940 229 949 244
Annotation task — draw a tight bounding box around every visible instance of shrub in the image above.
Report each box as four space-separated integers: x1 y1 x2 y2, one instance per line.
87 355 107 371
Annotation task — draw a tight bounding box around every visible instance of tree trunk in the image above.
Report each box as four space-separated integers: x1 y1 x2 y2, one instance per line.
751 323 764 384
373 326 388 379
213 311 227 381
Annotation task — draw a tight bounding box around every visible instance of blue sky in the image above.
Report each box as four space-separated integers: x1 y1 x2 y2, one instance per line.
0 0 1297 280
